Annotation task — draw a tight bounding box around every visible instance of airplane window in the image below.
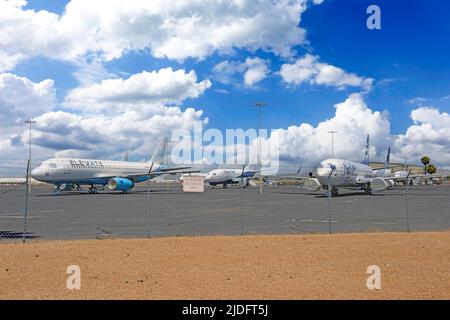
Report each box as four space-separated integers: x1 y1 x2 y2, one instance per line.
48 163 57 169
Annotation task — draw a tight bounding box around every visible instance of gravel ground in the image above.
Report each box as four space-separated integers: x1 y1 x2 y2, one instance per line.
1 232 449 299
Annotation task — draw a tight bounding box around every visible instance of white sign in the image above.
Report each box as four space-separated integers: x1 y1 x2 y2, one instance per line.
183 176 205 193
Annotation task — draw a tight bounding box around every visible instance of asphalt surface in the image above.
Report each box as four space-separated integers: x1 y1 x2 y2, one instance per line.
0 184 449 240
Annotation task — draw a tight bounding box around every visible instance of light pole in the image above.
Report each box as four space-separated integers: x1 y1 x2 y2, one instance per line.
25 120 36 192
23 119 36 242
328 131 337 158
254 102 267 194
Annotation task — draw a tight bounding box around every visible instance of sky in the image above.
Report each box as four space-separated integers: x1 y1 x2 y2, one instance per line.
0 0 449 170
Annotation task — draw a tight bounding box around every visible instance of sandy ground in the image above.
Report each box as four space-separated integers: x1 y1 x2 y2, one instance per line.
1 232 449 300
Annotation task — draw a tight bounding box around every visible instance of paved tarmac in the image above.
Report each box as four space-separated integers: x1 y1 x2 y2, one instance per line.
0 184 448 240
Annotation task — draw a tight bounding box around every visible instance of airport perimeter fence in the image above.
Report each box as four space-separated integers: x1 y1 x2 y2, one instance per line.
0 160 449 242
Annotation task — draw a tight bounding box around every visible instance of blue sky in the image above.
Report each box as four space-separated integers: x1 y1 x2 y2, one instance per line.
1 0 449 167
16 0 450 134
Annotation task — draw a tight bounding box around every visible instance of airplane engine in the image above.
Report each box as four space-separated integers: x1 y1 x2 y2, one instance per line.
59 183 75 191
303 178 322 192
386 179 395 188
370 178 389 191
108 178 134 191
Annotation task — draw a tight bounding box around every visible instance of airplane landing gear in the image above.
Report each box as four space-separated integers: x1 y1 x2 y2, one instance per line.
324 186 339 197
331 187 339 197
54 186 61 195
364 183 373 195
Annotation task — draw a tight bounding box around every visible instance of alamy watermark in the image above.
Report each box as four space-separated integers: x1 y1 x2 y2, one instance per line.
367 5 381 30
66 265 81 290
366 265 381 290
170 121 281 173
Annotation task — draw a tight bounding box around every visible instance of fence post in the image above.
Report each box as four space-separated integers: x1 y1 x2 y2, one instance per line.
327 178 332 234
240 165 246 236
146 163 155 239
22 160 31 243
405 181 410 233
146 180 151 238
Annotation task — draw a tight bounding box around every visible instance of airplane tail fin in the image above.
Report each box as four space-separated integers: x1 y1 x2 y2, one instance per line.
362 134 370 164
384 147 391 169
149 138 168 165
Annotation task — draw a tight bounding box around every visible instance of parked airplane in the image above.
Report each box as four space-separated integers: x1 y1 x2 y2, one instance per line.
205 166 259 188
371 147 396 188
372 147 392 178
371 148 429 186
301 135 414 196
31 138 196 193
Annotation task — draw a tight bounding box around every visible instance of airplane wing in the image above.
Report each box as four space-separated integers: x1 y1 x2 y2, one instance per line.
271 174 311 180
155 166 192 173
384 173 442 181
159 169 201 175
268 164 309 180
355 176 372 184
93 163 198 182
236 170 260 178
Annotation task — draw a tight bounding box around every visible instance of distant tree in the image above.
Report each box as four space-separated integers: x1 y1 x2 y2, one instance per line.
421 156 431 174
427 164 437 175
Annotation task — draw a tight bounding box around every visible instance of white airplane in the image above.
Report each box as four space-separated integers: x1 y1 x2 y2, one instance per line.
204 166 259 188
371 148 433 186
31 138 196 193
301 135 417 196
371 147 397 188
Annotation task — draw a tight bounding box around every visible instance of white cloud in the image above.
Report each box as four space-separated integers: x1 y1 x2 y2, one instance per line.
0 73 55 127
31 107 206 160
0 70 210 161
213 57 269 87
35 67 211 159
264 94 450 169
64 68 212 113
266 93 391 167
2 72 449 170
405 97 427 106
243 58 270 87
213 60 246 84
280 54 373 91
393 107 450 167
0 72 55 160
0 0 314 71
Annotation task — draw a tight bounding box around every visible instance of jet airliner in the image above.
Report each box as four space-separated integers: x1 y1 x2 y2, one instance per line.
298 135 430 196
31 138 195 193
204 167 259 188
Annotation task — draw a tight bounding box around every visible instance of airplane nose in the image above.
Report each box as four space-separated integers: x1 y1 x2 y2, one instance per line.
315 166 334 186
316 167 331 177
31 167 42 179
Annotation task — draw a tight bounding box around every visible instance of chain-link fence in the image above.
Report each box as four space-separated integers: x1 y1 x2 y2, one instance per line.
1 161 449 242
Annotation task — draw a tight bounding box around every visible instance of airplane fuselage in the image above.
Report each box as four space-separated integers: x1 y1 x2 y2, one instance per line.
31 158 158 187
205 168 256 186
315 158 373 188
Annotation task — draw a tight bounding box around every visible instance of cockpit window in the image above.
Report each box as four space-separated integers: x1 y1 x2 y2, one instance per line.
44 163 57 169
